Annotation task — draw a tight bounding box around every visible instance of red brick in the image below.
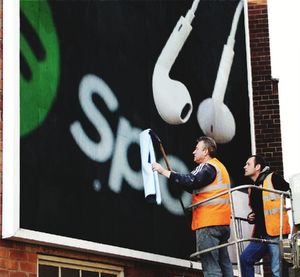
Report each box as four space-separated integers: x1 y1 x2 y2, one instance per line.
19 262 36 274
26 254 36 263
0 270 9 277
9 250 27 261
0 259 18 270
0 248 9 258
9 273 27 277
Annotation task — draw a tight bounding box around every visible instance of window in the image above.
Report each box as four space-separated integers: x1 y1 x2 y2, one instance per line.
38 255 124 277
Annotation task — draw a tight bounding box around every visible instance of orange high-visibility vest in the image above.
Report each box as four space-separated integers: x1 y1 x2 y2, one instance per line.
191 158 231 230
262 173 290 236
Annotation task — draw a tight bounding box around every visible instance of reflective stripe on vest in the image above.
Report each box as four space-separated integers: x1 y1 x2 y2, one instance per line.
263 194 279 201
194 183 229 194
191 158 231 230
262 173 290 236
198 197 230 206
264 207 281 216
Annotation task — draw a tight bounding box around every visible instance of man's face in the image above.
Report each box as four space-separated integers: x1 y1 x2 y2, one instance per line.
244 156 259 177
193 141 208 164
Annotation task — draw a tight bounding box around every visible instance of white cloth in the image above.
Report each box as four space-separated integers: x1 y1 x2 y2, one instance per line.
139 129 161 205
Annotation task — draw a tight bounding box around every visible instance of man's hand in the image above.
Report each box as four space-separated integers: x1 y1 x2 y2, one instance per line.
152 162 171 178
247 211 256 224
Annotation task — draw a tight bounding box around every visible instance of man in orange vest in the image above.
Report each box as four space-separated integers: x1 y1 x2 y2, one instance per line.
152 136 233 277
240 155 290 277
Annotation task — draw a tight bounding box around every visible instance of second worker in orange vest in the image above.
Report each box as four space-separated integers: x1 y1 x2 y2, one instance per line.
152 136 233 277
240 155 290 277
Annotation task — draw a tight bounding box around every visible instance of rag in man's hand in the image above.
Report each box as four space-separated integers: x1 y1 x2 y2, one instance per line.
139 129 162 205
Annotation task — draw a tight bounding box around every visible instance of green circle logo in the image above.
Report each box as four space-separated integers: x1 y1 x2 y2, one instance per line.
20 0 60 136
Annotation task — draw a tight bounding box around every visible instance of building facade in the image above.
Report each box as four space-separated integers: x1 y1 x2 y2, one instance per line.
0 0 283 276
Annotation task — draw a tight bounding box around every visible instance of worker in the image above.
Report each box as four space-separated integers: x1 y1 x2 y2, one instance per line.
152 136 233 277
240 155 290 277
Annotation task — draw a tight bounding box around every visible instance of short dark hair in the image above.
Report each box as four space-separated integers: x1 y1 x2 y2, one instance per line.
197 136 217 158
249 155 267 171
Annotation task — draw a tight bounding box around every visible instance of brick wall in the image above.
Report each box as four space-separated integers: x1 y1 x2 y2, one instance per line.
0 238 201 277
248 1 282 275
0 1 283 276
247 0 284 175
0 241 37 277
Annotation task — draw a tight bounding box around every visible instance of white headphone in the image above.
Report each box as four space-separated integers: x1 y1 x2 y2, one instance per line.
197 0 243 143
152 0 200 124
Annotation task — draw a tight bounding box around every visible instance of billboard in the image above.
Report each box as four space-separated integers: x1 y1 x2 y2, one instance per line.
4 0 253 263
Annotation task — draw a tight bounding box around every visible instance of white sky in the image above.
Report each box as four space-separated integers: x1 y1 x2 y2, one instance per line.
268 0 300 181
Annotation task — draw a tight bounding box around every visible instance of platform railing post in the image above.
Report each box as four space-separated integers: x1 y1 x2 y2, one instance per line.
229 189 241 276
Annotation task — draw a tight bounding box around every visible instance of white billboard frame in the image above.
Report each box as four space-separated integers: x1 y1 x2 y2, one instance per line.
2 0 255 273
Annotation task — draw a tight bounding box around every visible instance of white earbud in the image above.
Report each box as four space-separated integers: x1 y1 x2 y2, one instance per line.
152 0 200 125
197 0 243 143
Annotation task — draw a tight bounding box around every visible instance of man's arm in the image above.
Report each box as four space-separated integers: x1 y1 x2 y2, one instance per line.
152 162 217 192
169 164 217 193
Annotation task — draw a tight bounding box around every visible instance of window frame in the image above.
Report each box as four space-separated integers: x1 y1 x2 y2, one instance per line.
38 255 124 277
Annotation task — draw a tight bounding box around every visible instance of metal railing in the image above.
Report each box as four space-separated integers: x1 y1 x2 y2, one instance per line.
187 184 291 276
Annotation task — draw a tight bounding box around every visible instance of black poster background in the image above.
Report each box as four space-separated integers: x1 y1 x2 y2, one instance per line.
20 0 252 259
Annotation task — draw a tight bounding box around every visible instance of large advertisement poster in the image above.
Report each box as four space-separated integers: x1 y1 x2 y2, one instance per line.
20 0 252 259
